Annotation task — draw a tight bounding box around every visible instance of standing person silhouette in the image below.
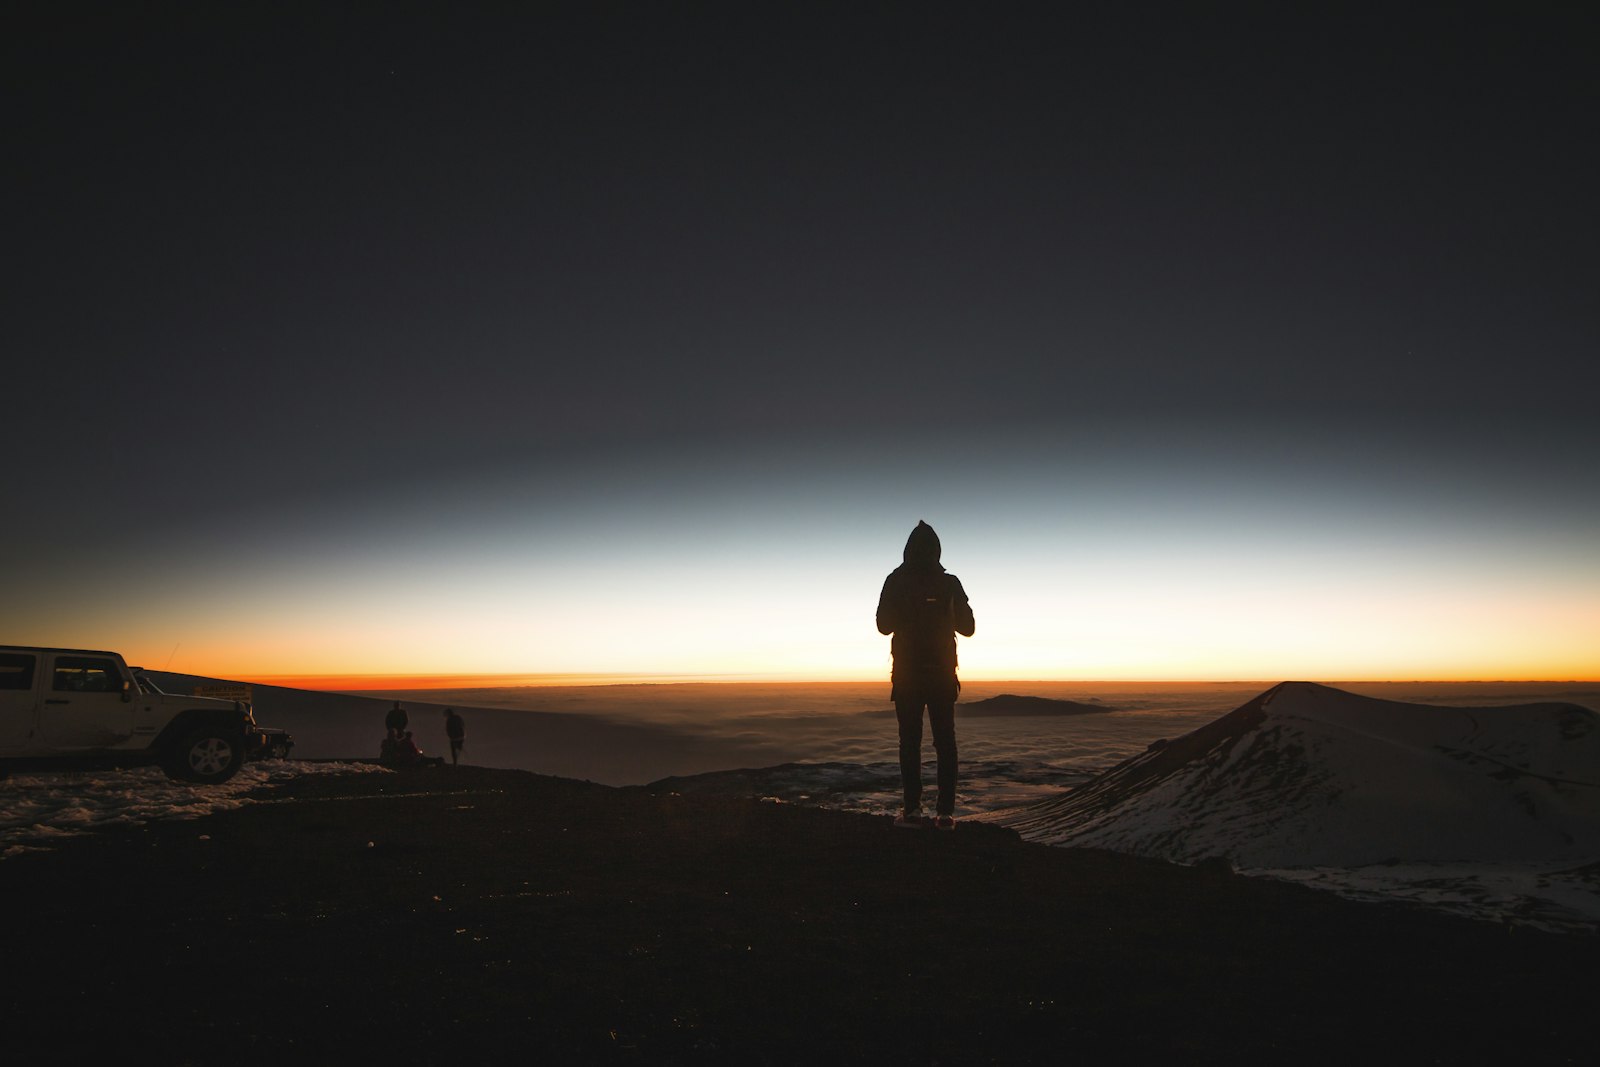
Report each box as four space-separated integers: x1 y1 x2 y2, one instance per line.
443 706 465 766
876 520 975 829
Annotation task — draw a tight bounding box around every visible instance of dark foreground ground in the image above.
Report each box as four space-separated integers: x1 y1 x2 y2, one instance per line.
6 767 1594 1064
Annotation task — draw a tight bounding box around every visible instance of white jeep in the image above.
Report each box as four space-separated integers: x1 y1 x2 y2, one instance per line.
0 646 262 783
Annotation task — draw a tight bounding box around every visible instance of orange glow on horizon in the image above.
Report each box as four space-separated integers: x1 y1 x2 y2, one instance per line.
238 671 805 691
230 670 1600 693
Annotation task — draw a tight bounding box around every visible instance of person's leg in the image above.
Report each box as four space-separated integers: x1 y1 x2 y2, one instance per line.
895 700 925 814
928 701 957 816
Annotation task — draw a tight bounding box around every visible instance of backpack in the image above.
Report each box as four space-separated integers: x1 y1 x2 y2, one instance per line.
897 573 957 673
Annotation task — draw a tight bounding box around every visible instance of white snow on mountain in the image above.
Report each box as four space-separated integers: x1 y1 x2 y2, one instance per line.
993 682 1600 931
0 761 387 859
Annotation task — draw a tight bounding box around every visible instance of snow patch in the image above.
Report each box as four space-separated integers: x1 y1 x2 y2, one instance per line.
1253 860 1600 934
0 761 388 858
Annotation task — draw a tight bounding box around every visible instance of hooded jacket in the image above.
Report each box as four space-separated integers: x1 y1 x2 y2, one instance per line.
876 521 975 701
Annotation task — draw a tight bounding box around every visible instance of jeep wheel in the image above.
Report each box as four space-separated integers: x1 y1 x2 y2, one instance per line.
163 730 245 784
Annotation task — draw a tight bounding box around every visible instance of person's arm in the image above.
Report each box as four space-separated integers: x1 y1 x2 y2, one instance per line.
951 577 975 637
876 574 898 635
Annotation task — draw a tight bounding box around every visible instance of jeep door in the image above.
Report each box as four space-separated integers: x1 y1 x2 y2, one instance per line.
0 650 41 750
36 653 136 751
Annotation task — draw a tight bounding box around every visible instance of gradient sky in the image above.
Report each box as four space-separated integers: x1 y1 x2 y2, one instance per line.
6 4 1597 682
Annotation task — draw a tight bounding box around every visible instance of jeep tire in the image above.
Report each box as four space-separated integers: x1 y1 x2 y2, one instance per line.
162 729 246 784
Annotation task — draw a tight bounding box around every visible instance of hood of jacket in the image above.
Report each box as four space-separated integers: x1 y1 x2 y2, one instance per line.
902 520 944 570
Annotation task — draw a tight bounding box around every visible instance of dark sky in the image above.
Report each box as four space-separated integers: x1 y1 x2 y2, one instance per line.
5 3 1597 676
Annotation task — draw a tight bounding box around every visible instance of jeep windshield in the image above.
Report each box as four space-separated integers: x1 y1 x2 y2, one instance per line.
132 671 167 696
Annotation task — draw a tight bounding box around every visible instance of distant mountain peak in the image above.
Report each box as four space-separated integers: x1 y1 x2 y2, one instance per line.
957 694 1116 717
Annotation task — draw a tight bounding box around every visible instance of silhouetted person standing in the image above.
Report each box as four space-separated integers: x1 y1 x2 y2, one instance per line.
385 701 408 740
877 520 975 829
444 707 465 765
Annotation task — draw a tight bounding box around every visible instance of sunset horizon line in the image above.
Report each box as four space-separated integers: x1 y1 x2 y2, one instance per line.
195 671 1600 693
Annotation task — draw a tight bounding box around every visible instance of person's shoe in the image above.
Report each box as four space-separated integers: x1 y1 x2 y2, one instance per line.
893 811 924 829
932 814 956 830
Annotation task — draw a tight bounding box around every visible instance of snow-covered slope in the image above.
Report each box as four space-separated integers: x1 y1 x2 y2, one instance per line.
1001 682 1600 868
